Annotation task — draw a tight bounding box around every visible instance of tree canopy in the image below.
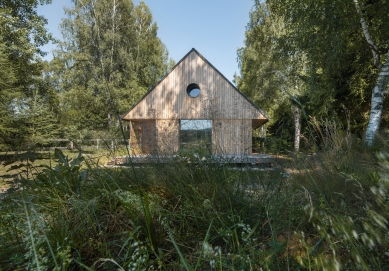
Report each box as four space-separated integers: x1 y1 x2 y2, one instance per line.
2 0 389 150
0 0 172 150
51 0 172 134
0 0 57 150
238 0 389 149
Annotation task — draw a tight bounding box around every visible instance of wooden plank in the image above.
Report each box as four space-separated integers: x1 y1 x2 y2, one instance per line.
131 119 253 156
129 121 142 154
156 120 180 154
113 154 275 167
123 50 267 122
211 119 252 156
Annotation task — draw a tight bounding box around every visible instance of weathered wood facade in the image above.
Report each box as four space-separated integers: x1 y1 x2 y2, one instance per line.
123 48 268 156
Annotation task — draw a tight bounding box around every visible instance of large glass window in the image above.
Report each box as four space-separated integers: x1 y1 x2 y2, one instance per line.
180 120 212 156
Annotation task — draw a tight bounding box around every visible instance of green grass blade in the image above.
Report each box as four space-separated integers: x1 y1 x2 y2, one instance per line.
169 231 191 271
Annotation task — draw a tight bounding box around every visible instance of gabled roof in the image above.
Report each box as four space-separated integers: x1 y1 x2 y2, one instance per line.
122 48 269 123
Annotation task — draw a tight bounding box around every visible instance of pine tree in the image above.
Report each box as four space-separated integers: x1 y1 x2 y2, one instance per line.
0 0 53 95
0 0 54 150
22 90 60 145
0 42 19 150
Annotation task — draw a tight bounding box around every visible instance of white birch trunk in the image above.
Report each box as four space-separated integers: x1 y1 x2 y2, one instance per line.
364 49 389 146
353 0 389 145
353 0 380 68
260 124 266 153
293 75 301 152
108 112 112 128
293 105 301 152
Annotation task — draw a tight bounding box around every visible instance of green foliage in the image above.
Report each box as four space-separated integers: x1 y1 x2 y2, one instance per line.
268 0 383 130
0 0 53 94
21 90 60 145
0 1 59 150
34 149 85 193
0 42 20 150
1 143 388 270
237 1 309 152
238 0 389 149
237 1 290 109
0 0 173 150
50 0 171 132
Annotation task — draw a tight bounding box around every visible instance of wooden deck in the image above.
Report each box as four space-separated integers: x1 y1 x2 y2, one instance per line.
109 154 275 167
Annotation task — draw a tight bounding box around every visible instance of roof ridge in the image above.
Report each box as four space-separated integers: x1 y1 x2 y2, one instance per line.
122 48 269 121
121 48 196 119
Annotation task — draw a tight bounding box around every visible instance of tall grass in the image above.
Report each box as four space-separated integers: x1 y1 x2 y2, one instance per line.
1 130 389 270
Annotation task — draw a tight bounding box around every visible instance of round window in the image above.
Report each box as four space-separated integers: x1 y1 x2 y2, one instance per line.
187 83 200 98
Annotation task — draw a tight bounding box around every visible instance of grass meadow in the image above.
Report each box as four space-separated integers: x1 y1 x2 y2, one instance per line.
1 134 389 270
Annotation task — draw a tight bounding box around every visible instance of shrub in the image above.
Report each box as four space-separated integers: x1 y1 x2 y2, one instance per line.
0 147 388 270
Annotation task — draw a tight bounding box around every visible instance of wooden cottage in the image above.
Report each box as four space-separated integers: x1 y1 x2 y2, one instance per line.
122 48 268 157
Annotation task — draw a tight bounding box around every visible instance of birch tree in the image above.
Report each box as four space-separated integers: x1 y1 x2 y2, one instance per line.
238 1 306 151
267 0 389 145
52 0 171 132
353 0 389 145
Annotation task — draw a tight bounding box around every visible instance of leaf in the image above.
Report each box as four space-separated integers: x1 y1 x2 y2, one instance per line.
19 151 38 162
7 163 28 171
70 155 84 169
54 148 67 164
267 240 285 254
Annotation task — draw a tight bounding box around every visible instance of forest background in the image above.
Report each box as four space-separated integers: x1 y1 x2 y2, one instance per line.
1 0 389 151
2 1 389 270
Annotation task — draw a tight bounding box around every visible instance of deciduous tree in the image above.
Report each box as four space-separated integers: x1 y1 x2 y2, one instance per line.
53 0 171 133
238 1 307 151
268 0 389 145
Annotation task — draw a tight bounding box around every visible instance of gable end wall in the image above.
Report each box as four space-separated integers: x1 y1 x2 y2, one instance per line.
123 51 267 122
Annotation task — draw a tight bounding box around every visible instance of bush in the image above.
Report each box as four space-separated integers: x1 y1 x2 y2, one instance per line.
0 146 388 270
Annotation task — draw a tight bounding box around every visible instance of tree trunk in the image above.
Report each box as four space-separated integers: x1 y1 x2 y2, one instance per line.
108 112 112 128
364 49 389 146
353 0 380 68
352 0 389 145
293 105 301 152
259 124 266 153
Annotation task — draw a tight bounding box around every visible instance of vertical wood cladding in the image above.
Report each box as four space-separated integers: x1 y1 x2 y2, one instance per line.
129 121 142 154
156 120 180 154
124 49 267 156
129 120 157 154
123 50 267 122
212 120 252 156
142 120 157 154
130 119 180 155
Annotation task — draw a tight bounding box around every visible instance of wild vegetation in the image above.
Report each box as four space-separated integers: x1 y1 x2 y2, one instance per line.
1 0 389 270
237 0 389 149
0 0 173 151
1 132 389 270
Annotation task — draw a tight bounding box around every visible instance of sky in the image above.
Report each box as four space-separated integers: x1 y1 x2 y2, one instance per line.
181 120 212 130
37 0 254 82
